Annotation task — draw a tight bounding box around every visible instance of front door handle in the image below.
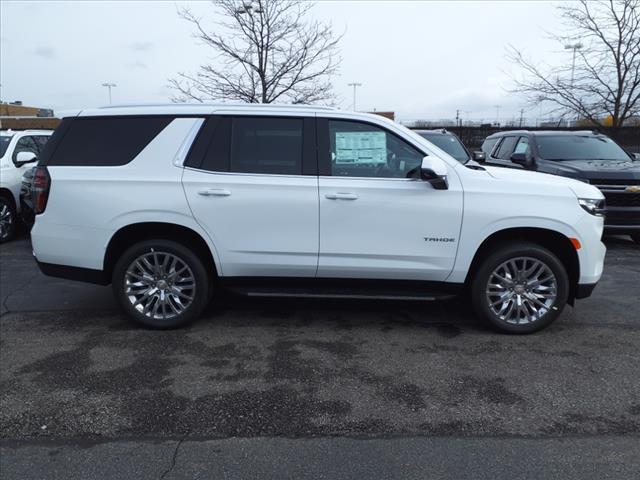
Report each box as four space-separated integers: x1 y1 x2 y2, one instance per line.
325 192 359 200
198 188 231 197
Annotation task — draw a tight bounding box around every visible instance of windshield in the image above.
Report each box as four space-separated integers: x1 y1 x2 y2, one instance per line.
0 136 13 157
536 135 630 161
419 133 470 163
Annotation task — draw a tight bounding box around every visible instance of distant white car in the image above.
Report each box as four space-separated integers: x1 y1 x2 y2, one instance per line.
31 104 606 333
0 129 53 242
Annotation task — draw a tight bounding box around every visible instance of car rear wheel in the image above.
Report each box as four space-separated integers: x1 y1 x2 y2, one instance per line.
0 196 16 243
471 243 569 334
112 239 210 329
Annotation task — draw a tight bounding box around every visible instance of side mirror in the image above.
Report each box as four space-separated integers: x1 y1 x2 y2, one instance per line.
421 156 448 190
510 152 533 168
473 151 486 162
633 152 640 161
15 151 38 167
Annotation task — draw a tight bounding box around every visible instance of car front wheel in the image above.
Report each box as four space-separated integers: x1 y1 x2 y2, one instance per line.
0 197 16 243
112 239 210 329
471 243 569 334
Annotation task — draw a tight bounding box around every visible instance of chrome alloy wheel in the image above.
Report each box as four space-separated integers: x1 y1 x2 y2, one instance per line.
486 257 558 325
0 203 13 241
124 250 196 320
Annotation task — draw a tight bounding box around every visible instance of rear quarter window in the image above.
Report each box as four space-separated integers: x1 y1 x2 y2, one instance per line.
46 117 172 166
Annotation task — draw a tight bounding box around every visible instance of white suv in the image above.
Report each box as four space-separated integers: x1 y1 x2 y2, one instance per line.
0 129 53 242
31 104 606 333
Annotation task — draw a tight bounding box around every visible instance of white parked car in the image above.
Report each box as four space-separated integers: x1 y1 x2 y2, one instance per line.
0 129 53 242
31 104 606 333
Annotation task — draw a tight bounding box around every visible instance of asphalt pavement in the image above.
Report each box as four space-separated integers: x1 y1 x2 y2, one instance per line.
1 233 639 479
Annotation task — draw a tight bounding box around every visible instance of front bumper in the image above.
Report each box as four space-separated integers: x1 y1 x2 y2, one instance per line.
575 282 598 299
604 224 640 235
603 205 640 235
19 197 34 226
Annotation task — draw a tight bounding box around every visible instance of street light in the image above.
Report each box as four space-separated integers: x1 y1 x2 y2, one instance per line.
564 43 583 87
348 82 362 111
101 82 117 105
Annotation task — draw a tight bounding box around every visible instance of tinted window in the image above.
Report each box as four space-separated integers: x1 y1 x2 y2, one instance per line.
230 117 303 175
0 136 13 157
481 137 499 156
419 133 469 163
535 135 629 161
48 117 172 166
186 116 230 172
495 136 518 159
328 120 423 178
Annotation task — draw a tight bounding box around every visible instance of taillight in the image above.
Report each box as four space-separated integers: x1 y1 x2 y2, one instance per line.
32 166 51 215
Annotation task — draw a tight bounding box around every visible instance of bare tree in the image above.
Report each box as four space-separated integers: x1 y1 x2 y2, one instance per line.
508 0 640 128
169 0 341 104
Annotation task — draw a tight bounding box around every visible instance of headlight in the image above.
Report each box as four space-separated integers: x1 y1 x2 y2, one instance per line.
579 198 606 217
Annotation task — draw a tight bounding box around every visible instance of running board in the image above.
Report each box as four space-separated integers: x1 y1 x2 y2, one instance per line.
243 291 450 301
221 278 462 302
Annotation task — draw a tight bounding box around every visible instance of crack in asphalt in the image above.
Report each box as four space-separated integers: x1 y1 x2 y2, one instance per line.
159 439 183 480
0 270 38 318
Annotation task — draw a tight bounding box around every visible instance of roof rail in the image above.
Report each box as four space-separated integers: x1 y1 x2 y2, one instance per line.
99 102 337 111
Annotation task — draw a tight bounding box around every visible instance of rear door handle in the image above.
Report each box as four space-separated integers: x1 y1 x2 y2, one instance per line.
325 193 359 200
198 188 231 197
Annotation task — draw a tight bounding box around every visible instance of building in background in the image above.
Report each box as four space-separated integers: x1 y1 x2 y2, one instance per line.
0 101 60 130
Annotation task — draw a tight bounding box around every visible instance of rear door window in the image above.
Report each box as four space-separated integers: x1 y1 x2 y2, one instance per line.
230 117 303 175
47 117 172 166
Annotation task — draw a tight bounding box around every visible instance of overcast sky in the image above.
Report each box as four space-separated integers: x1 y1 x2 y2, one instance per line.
1 1 569 123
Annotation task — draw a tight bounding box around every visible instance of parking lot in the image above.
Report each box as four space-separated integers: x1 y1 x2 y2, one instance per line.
1 234 639 478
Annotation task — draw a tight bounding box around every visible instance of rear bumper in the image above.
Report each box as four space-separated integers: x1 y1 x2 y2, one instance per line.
35 258 109 285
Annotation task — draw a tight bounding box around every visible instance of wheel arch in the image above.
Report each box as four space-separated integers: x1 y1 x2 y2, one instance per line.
0 187 17 210
103 222 218 283
464 227 580 303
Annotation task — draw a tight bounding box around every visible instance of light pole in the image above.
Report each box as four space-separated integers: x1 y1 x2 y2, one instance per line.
494 105 501 125
101 83 117 105
348 82 362 111
564 43 583 87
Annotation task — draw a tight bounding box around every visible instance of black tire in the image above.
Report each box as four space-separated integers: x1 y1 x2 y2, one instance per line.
631 234 640 245
0 196 17 244
470 242 569 334
112 239 210 329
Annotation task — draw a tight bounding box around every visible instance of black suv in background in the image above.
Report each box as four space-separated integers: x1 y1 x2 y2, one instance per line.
416 129 485 164
481 131 640 243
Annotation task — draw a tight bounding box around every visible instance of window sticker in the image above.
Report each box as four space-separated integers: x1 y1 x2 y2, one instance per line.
335 131 387 164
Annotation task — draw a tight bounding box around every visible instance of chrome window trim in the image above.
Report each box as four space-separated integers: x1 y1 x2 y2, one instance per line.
173 118 205 167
